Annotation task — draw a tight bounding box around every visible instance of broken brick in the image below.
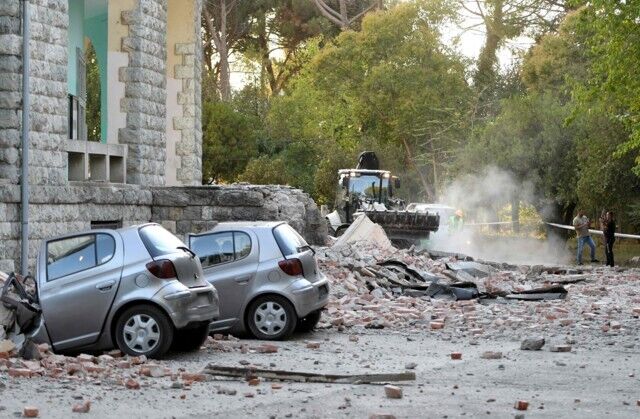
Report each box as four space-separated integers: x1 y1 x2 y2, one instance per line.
181 373 207 382
72 400 91 413
124 378 140 390
450 352 462 360
256 344 278 354
23 406 39 417
384 384 403 399
514 401 529 411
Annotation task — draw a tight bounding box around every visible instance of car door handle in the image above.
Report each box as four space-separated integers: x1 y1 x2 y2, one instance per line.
96 280 116 292
234 275 252 284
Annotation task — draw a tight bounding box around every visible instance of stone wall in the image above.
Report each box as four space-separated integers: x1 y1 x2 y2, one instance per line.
0 183 153 273
151 185 327 245
0 0 68 186
0 183 327 273
119 0 168 186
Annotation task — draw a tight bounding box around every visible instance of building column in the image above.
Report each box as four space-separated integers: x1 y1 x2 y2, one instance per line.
117 0 168 186
165 0 202 186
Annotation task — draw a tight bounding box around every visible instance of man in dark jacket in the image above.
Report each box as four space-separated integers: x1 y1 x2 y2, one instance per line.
603 211 616 267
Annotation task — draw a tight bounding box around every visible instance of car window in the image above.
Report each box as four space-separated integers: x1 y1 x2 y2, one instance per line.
273 224 307 257
190 231 252 268
234 232 251 259
47 233 115 281
139 224 185 258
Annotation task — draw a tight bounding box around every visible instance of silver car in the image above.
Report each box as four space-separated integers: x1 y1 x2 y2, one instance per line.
28 223 219 358
187 222 329 340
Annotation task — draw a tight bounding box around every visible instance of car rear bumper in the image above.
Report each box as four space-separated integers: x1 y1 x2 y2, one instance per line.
286 275 330 318
157 283 220 329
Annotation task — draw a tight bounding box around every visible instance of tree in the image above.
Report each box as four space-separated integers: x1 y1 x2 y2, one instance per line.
203 0 255 101
573 1 640 174
458 0 568 114
306 2 472 200
202 102 259 182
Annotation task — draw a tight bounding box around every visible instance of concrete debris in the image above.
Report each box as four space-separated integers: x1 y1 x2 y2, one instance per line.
383 384 403 399
333 215 393 250
521 337 545 351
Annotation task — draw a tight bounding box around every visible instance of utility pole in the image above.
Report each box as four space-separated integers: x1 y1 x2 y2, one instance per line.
20 0 30 275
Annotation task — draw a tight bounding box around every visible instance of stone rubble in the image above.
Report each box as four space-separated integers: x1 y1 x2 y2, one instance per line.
315 241 640 348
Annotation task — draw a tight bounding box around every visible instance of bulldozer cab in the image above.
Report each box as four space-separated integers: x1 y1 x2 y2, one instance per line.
337 169 396 223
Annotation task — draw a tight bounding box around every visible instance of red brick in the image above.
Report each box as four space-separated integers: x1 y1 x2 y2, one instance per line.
181 373 206 382
384 384 403 399
72 400 91 413
23 406 39 417
430 321 445 330
8 368 33 378
514 400 529 410
124 378 140 390
450 352 462 360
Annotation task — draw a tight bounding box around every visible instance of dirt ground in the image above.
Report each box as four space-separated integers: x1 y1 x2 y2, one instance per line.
1 327 638 418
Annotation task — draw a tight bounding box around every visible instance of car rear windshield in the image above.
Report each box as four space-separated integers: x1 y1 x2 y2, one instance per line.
139 225 186 258
273 224 308 257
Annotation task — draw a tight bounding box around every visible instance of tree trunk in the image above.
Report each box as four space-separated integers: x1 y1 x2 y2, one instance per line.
473 0 504 111
218 0 231 101
401 137 433 201
511 197 520 234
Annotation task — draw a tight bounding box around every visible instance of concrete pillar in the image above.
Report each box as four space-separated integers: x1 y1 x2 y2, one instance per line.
165 0 202 186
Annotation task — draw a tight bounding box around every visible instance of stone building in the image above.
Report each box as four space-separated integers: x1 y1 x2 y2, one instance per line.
0 0 325 272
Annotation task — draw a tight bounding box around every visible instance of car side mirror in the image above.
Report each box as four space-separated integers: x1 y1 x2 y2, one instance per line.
394 178 401 189
341 177 349 188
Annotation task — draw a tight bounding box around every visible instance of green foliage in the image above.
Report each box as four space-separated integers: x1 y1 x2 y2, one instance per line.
85 43 101 141
202 102 259 183
237 155 290 185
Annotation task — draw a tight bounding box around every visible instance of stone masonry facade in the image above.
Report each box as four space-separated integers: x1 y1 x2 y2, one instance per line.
119 0 168 186
172 0 203 186
0 0 68 186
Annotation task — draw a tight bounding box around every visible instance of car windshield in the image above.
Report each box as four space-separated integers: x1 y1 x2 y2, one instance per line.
349 174 389 202
139 225 186 258
273 224 308 257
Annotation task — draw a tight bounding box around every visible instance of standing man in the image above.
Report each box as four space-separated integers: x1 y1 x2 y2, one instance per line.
573 210 598 265
603 211 616 267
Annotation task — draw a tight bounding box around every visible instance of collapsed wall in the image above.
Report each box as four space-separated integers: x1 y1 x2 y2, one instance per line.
0 184 327 273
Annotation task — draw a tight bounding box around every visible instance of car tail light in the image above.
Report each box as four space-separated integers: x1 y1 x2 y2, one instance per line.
146 260 177 279
278 258 304 276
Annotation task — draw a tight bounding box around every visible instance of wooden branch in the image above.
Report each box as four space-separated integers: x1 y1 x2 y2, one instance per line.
203 364 416 384
313 0 347 28
349 1 379 24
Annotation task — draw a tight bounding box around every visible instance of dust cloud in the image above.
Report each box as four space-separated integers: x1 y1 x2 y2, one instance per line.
424 167 571 265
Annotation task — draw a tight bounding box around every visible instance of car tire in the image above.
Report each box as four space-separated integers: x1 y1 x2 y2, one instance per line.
115 305 174 358
172 322 210 352
296 310 322 333
246 295 297 340
335 225 349 237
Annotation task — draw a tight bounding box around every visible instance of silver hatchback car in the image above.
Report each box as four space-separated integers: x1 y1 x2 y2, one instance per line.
28 223 219 358
187 222 329 340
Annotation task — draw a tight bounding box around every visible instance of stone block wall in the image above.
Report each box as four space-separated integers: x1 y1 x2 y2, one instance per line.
119 0 168 186
151 185 328 245
0 183 327 273
0 183 153 273
0 0 68 186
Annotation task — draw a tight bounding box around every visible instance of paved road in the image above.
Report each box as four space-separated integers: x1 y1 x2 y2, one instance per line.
1 329 638 418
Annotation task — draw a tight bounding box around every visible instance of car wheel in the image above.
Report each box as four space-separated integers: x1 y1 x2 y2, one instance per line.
172 322 210 352
115 305 173 358
246 295 297 340
296 310 322 333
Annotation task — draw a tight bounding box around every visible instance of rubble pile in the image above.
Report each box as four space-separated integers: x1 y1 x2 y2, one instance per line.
317 241 640 342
